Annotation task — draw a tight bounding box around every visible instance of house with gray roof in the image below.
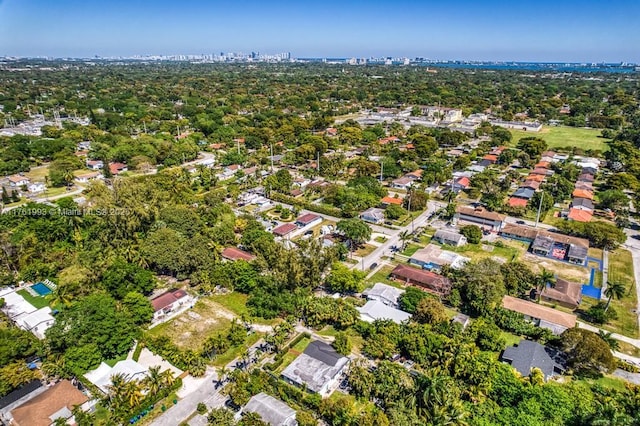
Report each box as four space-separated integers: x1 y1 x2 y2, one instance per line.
513 187 535 200
357 300 411 324
362 283 404 308
281 340 349 398
433 229 467 247
238 393 297 426
500 340 565 380
359 207 385 224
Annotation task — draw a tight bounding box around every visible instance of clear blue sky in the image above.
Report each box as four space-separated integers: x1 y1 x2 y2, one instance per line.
1 0 638 62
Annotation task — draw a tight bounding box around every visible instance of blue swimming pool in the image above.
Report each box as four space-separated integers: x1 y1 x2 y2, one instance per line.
31 282 52 296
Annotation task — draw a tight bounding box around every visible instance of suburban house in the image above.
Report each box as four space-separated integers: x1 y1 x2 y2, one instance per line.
405 169 423 180
507 197 529 208
362 282 405 308
521 180 541 191
408 244 469 271
74 171 103 183
572 189 594 200
432 229 467 247
295 213 322 228
577 173 595 183
27 182 46 193
85 360 148 394
272 223 298 238
540 278 582 310
238 393 298 426
360 207 385 224
281 340 350 398
500 340 565 380
7 174 29 187
451 176 471 192
14 307 55 340
221 247 256 262
8 380 88 426
501 295 577 334
525 173 545 182
453 206 506 232
390 264 452 296
574 181 593 191
150 289 192 321
357 300 411 324
568 208 593 223
571 197 594 211
513 187 535 200
86 159 104 170
380 196 403 206
391 176 413 190
109 162 128 175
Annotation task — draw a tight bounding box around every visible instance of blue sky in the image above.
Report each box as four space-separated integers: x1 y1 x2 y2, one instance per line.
1 0 639 61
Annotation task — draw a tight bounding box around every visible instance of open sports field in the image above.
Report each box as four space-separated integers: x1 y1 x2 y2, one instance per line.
509 125 610 152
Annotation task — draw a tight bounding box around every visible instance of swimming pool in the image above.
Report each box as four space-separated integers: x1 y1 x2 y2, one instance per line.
31 282 52 296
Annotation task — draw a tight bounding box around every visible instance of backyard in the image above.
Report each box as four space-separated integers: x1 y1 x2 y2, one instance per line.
508 125 610 151
274 335 312 374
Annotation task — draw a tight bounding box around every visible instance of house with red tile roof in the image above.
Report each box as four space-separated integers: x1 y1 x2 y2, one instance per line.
295 213 322 227
482 154 498 163
150 289 191 321
381 196 403 206
390 264 452 297
272 223 298 238
109 162 128 175
568 208 593 222
508 197 529 208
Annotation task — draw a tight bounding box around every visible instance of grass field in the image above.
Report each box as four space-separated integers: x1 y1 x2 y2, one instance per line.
274 336 312 374
366 265 403 288
508 125 610 152
445 239 526 264
400 243 422 256
16 289 50 309
209 292 280 326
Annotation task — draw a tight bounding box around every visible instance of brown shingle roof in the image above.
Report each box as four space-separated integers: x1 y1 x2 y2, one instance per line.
390 264 451 295
221 247 256 262
456 206 506 222
540 278 582 308
502 295 577 329
10 380 88 426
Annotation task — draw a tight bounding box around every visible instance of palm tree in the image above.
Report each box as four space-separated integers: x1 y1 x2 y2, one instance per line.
143 366 163 397
161 369 175 388
398 230 411 251
123 380 143 409
536 268 555 299
598 330 620 351
49 284 73 307
604 281 626 312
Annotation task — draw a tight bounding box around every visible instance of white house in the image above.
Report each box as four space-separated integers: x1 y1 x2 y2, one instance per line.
85 360 149 394
360 207 385 224
357 300 411 324
7 174 30 187
74 171 103 183
362 283 405 308
28 182 46 194
150 289 192 322
86 160 104 170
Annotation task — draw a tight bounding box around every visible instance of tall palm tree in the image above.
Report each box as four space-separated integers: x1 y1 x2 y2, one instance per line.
604 281 626 312
537 268 555 299
123 380 143 409
143 366 163 397
161 369 175 388
398 230 411 251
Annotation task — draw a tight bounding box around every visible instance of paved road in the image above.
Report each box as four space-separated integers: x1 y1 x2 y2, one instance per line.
577 321 640 348
350 201 444 271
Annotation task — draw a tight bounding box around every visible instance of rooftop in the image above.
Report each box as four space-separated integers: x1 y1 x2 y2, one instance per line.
242 392 298 426
568 208 593 222
541 278 582 307
501 340 565 380
222 247 256 262
10 380 87 426
272 223 298 236
502 295 577 329
150 289 188 312
84 360 148 394
456 205 506 222
362 282 405 306
281 340 349 394
295 213 321 225
380 196 403 205
357 300 411 324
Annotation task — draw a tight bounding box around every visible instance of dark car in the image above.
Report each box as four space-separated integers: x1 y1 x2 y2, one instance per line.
369 262 378 270
516 220 525 225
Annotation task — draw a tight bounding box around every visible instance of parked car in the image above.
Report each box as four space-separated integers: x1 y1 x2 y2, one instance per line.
369 262 378 270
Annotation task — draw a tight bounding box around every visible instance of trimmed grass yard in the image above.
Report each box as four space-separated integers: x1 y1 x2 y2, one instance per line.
400 243 422 257
508 125 610 152
366 264 404 289
354 243 376 257
579 249 638 338
374 236 387 243
16 289 49 309
274 336 312 374
209 292 280 326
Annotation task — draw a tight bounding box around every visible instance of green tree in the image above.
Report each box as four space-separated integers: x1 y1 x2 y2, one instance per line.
560 328 616 376
207 408 236 426
325 262 366 294
122 292 155 325
414 297 448 325
399 287 429 314
333 331 352 355
337 218 371 253
604 281 626 312
460 225 482 244
384 203 406 220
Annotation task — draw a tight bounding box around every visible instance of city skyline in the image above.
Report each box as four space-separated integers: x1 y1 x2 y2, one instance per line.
1 0 639 62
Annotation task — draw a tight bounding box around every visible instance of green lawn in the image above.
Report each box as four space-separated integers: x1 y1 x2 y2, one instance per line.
16 289 49 309
603 248 639 338
366 265 404 288
209 292 280 326
354 244 376 257
444 239 525 263
291 336 312 353
401 243 422 256
374 236 387 243
500 331 523 348
508 125 610 152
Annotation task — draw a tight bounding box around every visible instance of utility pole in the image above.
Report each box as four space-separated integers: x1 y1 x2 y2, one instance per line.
535 191 544 228
317 151 320 175
237 139 240 155
380 160 384 183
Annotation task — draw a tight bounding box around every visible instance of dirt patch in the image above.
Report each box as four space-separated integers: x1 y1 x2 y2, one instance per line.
523 253 589 283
